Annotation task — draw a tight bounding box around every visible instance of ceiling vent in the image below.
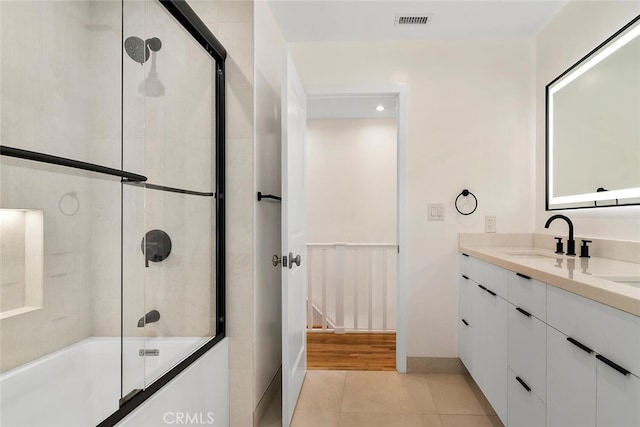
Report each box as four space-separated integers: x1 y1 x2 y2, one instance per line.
395 14 431 25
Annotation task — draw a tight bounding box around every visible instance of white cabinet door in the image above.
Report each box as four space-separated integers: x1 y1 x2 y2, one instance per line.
508 303 546 402
547 326 596 427
458 275 473 371
467 276 508 424
596 357 640 427
485 293 508 423
508 367 546 427
470 280 488 390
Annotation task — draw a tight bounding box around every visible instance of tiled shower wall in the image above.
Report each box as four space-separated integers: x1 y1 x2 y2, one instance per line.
0 0 222 372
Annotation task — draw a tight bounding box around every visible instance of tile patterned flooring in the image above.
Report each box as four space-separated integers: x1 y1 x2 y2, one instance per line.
259 370 504 427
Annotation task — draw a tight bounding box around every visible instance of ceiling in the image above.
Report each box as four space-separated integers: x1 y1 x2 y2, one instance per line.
308 95 398 119
268 0 568 42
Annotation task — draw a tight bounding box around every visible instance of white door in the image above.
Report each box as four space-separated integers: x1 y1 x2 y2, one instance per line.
281 50 307 427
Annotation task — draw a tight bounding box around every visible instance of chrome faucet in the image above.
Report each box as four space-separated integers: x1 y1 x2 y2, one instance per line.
544 214 575 256
137 310 160 327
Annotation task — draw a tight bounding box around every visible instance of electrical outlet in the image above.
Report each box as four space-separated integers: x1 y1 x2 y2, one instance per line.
485 215 496 233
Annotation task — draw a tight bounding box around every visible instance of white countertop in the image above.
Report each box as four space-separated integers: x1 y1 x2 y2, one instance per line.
458 245 640 317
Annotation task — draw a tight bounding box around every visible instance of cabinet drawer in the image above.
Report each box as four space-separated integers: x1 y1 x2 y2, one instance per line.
458 315 473 374
508 367 546 427
597 358 640 427
508 303 546 402
464 255 483 284
459 253 470 277
477 261 509 297
546 326 596 427
508 272 546 321
459 275 472 321
547 286 640 377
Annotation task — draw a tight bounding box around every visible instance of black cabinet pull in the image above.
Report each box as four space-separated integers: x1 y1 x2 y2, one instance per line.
516 376 531 392
461 319 469 326
478 284 487 291
516 307 531 317
516 273 531 280
566 337 593 354
462 275 469 280
485 288 497 297
596 354 630 376
462 253 469 257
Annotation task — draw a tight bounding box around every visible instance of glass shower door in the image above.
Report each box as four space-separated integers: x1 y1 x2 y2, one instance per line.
121 0 217 401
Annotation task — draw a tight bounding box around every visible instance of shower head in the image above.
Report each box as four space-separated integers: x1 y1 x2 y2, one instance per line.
124 36 162 65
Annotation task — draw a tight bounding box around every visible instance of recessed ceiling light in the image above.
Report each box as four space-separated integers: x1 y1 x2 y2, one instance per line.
376 105 385 111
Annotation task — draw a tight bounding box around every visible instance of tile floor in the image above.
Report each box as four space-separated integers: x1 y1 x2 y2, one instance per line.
258 370 504 427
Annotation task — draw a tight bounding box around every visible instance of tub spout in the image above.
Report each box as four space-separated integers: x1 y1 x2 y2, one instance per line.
137 310 160 327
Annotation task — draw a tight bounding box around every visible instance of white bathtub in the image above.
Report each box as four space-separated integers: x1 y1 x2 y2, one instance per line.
0 336 209 427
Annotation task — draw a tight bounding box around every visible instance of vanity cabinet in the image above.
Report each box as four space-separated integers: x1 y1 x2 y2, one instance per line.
458 274 473 373
458 254 640 427
547 285 640 427
508 367 546 427
596 357 640 427
458 255 508 423
546 325 596 427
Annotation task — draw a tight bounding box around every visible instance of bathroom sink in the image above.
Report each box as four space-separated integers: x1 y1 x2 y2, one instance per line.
501 251 558 259
596 276 640 288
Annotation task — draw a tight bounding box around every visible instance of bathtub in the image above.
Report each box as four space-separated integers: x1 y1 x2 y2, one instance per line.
0 336 210 427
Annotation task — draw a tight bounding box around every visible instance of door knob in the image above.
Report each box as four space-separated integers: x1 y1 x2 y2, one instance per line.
288 252 301 269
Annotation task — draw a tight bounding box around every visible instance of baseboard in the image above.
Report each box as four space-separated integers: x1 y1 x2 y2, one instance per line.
253 365 282 427
406 357 469 374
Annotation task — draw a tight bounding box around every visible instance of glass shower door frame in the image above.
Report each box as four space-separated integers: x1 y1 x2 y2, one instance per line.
99 1 226 425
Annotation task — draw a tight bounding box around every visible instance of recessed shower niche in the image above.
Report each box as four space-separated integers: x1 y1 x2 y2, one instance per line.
0 209 43 319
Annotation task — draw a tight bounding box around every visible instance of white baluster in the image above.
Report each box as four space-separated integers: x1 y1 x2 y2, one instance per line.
307 248 314 329
382 249 388 331
335 244 345 333
321 249 327 330
353 249 358 331
368 248 373 331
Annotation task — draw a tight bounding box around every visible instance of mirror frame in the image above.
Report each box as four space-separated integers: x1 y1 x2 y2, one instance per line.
545 14 640 211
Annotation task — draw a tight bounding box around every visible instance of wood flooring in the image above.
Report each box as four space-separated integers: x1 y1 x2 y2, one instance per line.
307 332 396 371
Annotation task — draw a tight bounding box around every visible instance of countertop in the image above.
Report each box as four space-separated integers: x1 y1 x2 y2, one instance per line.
458 245 640 317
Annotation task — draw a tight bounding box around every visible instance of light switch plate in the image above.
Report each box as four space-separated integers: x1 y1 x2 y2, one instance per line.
428 203 445 221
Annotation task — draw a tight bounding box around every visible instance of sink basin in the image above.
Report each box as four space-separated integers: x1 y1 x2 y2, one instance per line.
502 252 558 259
596 276 640 288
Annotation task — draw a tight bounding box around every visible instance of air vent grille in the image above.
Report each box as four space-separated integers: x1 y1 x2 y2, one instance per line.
395 15 430 25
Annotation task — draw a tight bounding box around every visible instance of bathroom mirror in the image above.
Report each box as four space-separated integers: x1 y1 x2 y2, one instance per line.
546 15 640 210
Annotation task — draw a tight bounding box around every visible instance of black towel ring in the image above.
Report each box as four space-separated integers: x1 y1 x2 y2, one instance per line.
455 189 477 215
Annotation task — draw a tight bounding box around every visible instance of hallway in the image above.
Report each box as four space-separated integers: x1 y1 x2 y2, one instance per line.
307 333 396 371
259 370 503 427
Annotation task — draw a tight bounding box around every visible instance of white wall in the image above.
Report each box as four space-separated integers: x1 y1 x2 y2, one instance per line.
291 39 536 358
253 0 284 414
535 0 640 242
306 118 397 244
